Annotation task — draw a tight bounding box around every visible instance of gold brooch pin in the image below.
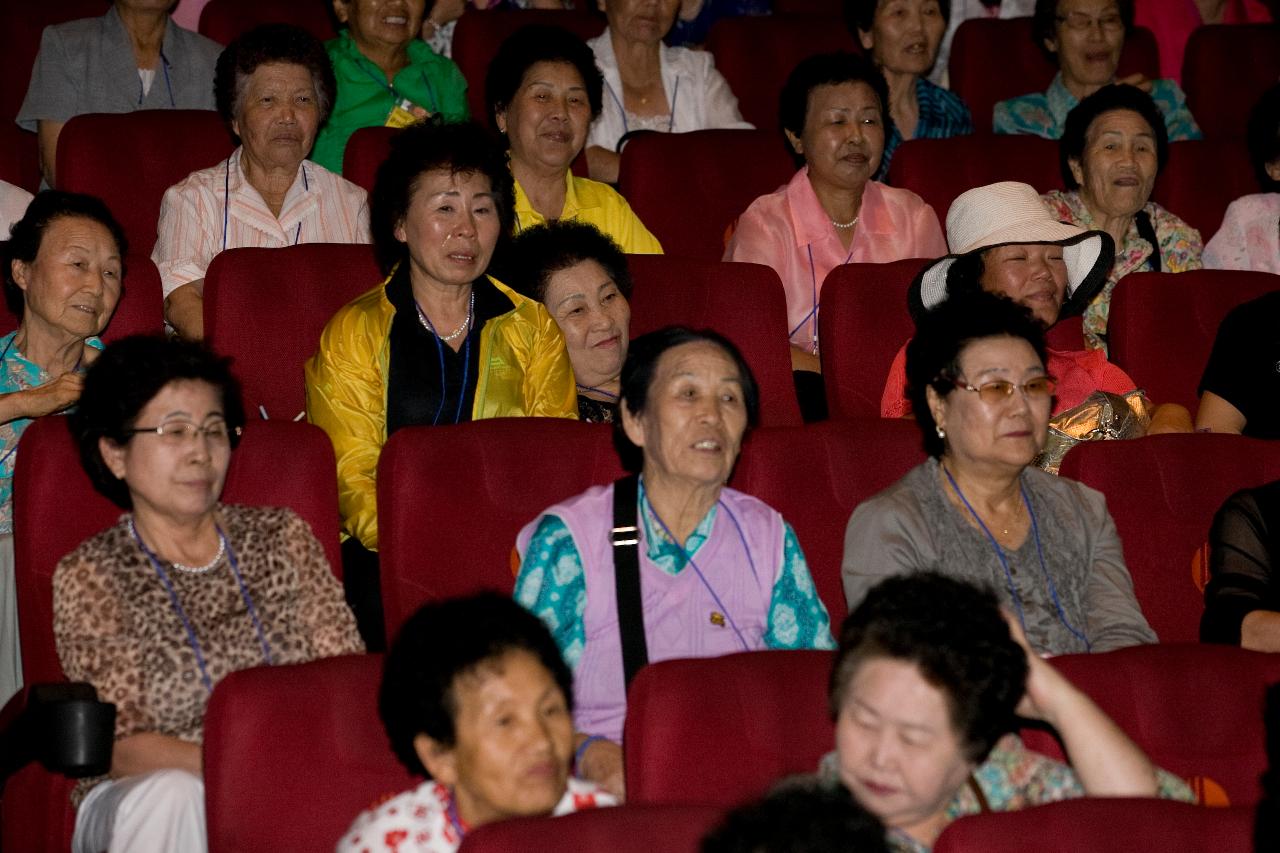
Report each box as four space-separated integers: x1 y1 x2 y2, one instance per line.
710 612 726 627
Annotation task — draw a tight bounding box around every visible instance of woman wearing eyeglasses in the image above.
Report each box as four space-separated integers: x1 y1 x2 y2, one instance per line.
54 335 363 853
844 290 1156 656
992 0 1201 140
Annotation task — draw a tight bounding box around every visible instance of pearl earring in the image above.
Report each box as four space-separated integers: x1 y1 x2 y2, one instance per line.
935 425 946 439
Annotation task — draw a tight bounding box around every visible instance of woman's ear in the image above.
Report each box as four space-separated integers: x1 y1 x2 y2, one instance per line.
494 107 508 135
9 259 29 293
98 436 127 480
414 734 459 787
1043 35 1058 57
925 385 947 434
393 217 408 245
1266 159 1280 182
784 129 804 158
620 403 647 450
331 0 351 25
858 28 875 53
1068 156 1085 188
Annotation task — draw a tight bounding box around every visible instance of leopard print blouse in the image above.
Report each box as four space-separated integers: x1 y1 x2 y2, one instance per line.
53 504 364 801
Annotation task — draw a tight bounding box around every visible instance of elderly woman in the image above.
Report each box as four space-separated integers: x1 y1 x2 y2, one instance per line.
725 52 946 377
515 327 836 797
339 592 613 852
307 120 575 562
487 25 662 254
825 573 1191 851
1202 480 1280 652
311 0 470 174
846 0 974 179
152 24 371 341
1041 84 1202 351
56 335 363 852
0 191 125 706
507 221 633 423
584 0 753 184
880 181 1192 442
1205 82 1280 273
993 0 1201 140
16 0 222 188
846 292 1156 654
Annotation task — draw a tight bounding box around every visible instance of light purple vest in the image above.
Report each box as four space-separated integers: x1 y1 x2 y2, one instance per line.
517 483 784 742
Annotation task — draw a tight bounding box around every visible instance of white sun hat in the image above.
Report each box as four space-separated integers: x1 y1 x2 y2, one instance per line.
910 181 1114 319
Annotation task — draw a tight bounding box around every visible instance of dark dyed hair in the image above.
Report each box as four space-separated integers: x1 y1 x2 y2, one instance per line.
69 335 246 509
615 327 760 474
779 52 890 167
214 23 337 127
1059 83 1167 190
484 25 604 128
369 121 516 275
1033 0 1134 59
379 592 574 777
905 291 1048 457
1248 83 1280 192
701 779 888 853
843 0 951 38
3 191 128 318
830 573 1028 764
505 221 633 304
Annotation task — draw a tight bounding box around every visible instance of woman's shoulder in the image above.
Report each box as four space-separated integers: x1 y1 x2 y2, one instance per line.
660 41 717 75
566 175 633 210
219 504 307 538
167 18 223 65
305 159 369 205
486 276 556 331
850 461 937 521
1222 192 1280 221
338 779 453 853
323 278 395 337
54 515 133 583
1026 466 1108 515
719 486 786 526
866 180 934 215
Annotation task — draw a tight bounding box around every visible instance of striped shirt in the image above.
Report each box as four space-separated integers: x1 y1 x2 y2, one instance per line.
879 77 974 181
152 147 370 298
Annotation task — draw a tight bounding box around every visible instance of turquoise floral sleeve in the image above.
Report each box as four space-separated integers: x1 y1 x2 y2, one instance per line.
514 515 588 669
764 523 836 650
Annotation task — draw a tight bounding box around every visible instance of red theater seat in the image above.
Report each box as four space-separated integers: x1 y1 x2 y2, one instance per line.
0 0 110 190
55 110 236 256
627 255 803 426
3 418 342 853
1106 269 1280 412
204 654 412 853
1152 140 1256 239
818 258 926 421
1182 24 1280 140
949 18 1158 133
377 419 623 643
935 798 1254 853
617 129 794 261
458 804 723 853
452 10 604 124
732 420 926 620
203 243 382 421
624 650 835 807
1024 644 1280 808
342 125 398 196
706 16 856 131
1058 433 1280 642
198 0 337 45
888 136 1061 219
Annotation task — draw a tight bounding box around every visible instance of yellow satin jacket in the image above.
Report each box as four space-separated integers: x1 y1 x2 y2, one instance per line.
304 274 577 551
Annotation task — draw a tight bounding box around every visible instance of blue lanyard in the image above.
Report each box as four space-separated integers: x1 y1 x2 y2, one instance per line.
941 464 1090 651
137 50 176 107
130 519 274 693
793 243 855 353
416 292 474 425
604 76 679 137
643 482 757 651
355 57 440 114
224 158 308 251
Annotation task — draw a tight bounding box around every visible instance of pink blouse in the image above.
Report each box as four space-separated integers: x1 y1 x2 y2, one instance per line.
724 168 946 354
1204 193 1280 275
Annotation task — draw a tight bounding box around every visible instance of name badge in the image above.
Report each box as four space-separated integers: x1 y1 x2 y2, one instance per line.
386 97 430 129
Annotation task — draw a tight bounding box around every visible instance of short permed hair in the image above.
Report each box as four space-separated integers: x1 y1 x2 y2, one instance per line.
2 191 128 318
615 327 760 473
484 25 604 129
1059 83 1168 190
504 221 633 305
69 335 246 509
829 573 1028 764
905 290 1048 458
1248 82 1280 192
779 52 889 166
379 592 574 777
701 779 888 853
214 23 337 127
1033 0 1134 58
842 0 951 38
369 121 516 275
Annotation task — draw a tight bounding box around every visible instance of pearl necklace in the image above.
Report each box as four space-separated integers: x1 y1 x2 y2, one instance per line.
130 519 226 575
831 215 859 230
416 291 474 342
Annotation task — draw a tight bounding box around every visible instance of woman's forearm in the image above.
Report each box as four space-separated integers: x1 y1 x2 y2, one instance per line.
111 732 202 779
1241 610 1280 652
1047 685 1158 796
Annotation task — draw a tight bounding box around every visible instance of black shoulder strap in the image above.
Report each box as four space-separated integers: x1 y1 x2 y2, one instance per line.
1134 209 1162 273
611 475 649 690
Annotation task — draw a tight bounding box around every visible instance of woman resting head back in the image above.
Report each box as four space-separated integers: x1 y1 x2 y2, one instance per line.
507 221 633 422
339 592 612 851
828 572 1179 849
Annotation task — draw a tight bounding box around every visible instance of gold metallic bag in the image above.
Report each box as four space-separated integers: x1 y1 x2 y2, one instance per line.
1035 390 1152 474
